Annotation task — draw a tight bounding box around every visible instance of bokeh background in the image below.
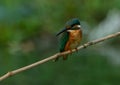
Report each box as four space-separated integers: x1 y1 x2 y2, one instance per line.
0 0 120 85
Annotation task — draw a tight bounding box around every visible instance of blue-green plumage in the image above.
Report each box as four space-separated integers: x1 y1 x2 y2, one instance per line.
59 32 69 52
54 32 69 61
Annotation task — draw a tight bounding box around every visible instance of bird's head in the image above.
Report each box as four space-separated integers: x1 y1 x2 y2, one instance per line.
56 18 81 36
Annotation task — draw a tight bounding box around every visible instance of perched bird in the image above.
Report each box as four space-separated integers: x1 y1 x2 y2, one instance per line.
55 18 82 61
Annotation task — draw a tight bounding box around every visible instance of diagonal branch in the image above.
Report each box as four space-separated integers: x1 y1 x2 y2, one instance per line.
0 32 120 81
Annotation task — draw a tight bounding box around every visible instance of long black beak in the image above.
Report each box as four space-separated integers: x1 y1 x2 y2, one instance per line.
56 28 67 36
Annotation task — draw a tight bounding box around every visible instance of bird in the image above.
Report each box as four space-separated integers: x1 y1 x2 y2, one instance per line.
55 18 82 61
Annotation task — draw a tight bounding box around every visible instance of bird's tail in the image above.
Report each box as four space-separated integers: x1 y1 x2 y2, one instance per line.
63 55 68 60
54 54 68 62
54 57 59 62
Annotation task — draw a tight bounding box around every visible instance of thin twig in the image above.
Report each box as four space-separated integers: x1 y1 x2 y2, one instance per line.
0 32 120 81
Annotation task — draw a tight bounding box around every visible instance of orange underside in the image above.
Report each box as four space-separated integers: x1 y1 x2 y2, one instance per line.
63 29 82 60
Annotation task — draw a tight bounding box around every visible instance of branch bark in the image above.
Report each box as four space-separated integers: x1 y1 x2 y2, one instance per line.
0 32 120 81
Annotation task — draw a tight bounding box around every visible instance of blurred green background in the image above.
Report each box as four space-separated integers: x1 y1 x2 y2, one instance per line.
0 0 120 85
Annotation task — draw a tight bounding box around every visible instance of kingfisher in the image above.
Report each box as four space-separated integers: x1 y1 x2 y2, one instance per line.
55 18 82 61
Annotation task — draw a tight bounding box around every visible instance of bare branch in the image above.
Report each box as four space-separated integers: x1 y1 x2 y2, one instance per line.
0 32 120 81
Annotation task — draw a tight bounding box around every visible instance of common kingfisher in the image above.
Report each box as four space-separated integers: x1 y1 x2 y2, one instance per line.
55 18 82 61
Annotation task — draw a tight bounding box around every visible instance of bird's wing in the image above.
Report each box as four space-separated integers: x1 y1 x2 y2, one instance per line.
59 32 69 52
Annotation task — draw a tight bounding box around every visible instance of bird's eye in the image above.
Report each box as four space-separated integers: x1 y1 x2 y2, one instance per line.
71 25 80 30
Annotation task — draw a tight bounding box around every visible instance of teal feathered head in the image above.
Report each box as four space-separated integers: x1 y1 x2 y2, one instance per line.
56 18 81 36
65 18 80 27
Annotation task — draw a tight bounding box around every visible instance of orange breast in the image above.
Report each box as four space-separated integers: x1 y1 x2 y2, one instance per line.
65 29 82 51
